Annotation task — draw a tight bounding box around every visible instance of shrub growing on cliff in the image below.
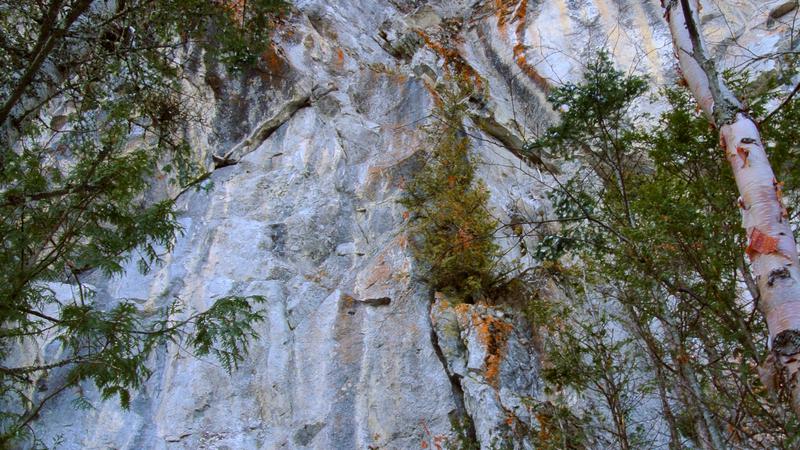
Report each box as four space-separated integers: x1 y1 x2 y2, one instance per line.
401 87 502 303
0 0 287 445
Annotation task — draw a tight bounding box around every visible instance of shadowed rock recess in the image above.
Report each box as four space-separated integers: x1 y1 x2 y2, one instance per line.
25 0 790 448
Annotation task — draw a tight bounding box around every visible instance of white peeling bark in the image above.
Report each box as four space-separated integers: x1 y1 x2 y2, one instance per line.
664 0 800 415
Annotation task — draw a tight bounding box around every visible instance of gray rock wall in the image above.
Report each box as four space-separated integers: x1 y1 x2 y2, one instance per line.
28 0 796 448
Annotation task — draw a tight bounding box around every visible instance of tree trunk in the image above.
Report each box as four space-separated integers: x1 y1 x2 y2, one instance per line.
626 305 683 450
658 314 725 450
663 0 800 416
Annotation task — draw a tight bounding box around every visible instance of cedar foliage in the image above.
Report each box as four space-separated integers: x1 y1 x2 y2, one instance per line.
532 52 800 448
0 0 287 445
400 86 501 303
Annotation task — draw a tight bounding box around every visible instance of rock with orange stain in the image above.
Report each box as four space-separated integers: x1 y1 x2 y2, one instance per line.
494 0 520 32
472 310 514 387
31 1 792 448
416 30 486 91
509 0 550 93
513 44 551 93
262 45 283 71
354 235 413 300
333 48 346 71
431 295 541 448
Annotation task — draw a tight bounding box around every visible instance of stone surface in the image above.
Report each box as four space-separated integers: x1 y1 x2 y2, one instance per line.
431 296 540 448
24 0 797 448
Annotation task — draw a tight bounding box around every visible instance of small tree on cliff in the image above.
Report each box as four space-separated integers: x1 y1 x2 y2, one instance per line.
0 0 287 445
663 0 800 416
400 84 503 304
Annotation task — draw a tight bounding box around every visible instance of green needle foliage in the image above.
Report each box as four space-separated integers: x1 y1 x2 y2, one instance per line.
532 52 800 447
0 0 287 445
401 85 502 304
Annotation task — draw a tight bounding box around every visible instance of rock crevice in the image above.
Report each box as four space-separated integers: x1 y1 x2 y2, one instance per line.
24 0 789 448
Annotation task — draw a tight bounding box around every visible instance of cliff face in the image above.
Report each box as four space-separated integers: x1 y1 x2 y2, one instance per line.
29 0 794 448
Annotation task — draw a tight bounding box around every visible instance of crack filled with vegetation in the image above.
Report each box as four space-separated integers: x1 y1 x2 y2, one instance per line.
400 83 506 305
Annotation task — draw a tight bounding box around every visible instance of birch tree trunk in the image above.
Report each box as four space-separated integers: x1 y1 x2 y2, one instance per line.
663 0 800 415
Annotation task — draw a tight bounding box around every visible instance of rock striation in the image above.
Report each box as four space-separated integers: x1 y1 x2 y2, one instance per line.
26 0 797 448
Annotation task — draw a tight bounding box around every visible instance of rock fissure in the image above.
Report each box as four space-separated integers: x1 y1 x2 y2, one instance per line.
429 295 541 448
24 1 787 448
470 111 555 171
426 295 478 444
213 82 338 165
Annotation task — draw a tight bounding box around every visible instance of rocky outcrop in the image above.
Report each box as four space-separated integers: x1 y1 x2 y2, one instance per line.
26 0 798 448
431 295 540 448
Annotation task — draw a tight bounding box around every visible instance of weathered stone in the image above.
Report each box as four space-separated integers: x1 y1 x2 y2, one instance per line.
293 422 326 446
21 1 793 448
431 297 541 448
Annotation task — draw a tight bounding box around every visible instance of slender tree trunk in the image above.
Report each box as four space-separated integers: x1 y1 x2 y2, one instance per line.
605 381 631 450
659 316 725 450
653 361 683 450
626 305 683 450
663 0 800 416
0 0 93 128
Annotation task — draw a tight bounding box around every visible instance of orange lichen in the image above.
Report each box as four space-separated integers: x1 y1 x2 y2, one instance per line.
473 312 513 387
454 303 471 317
513 0 527 22
495 0 509 31
422 79 444 108
416 31 458 61
513 45 550 93
258 44 289 78
391 71 409 84
509 0 550 93
434 293 452 311
495 0 520 32
397 234 409 249
334 48 345 70
535 412 552 443
415 31 485 91
342 294 356 308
